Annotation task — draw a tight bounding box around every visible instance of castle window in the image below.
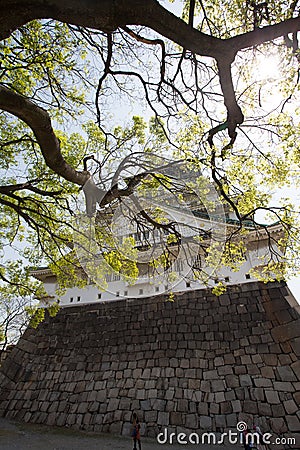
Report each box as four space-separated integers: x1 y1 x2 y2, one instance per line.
193 254 202 270
70 297 73 303
77 296 81 302
245 274 251 279
174 259 184 273
124 291 128 296
155 286 159 292
186 282 191 288
98 293 102 300
139 289 143 295
116 291 120 297
225 277 230 282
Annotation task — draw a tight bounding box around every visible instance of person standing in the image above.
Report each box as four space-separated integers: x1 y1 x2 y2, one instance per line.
241 426 253 450
132 412 141 450
253 425 266 450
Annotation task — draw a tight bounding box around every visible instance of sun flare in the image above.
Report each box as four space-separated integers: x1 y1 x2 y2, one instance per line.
255 53 280 81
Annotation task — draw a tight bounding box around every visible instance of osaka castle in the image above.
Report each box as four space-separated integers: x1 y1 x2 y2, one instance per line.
30 190 285 307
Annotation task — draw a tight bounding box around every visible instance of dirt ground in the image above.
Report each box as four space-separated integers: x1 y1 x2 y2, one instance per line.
0 417 240 450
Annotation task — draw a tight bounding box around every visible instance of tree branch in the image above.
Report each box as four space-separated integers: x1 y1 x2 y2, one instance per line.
0 85 89 185
188 0 196 28
0 0 222 57
121 26 166 80
217 59 244 140
95 32 113 126
0 180 62 196
229 16 300 52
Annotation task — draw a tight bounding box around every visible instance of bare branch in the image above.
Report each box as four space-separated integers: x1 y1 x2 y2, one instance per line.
0 180 62 196
121 26 166 80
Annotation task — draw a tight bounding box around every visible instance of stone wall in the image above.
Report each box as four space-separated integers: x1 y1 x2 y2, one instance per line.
0 281 299 448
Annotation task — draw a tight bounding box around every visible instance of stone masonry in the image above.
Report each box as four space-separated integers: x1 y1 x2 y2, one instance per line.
0 281 299 448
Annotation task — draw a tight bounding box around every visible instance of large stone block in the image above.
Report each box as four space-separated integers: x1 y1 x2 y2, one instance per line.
291 360 300 379
231 400 242 413
254 378 272 388
243 400 258 414
261 366 275 379
197 402 208 415
239 374 252 387
250 387 265 402
226 413 238 427
220 401 232 414
271 319 300 343
211 380 225 392
283 399 298 415
203 370 218 380
257 403 271 418
270 418 288 434
157 411 169 426
276 365 298 382
145 410 158 422
273 382 295 392
215 415 226 428
285 416 300 432
215 392 225 403
170 412 183 426
217 365 233 376
200 415 212 429
177 399 189 412
225 374 239 388
185 414 198 429
271 404 285 417
290 337 300 357
265 390 280 405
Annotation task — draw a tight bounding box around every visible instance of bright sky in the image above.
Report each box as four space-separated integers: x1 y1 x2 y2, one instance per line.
288 279 300 300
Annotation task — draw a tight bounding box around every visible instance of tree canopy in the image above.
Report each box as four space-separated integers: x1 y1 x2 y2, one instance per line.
1 0 300 312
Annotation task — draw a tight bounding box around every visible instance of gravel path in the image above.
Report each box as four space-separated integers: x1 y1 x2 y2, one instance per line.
0 417 240 450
